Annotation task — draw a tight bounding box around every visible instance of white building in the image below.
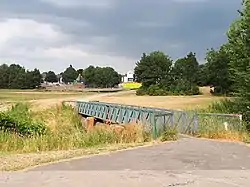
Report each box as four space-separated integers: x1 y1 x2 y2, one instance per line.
122 70 134 83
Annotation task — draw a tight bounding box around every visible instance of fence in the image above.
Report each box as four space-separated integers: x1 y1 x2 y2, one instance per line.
161 109 243 135
76 101 243 138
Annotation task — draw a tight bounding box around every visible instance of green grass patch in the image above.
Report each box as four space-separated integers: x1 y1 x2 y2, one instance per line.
195 99 250 142
160 126 179 142
0 103 47 136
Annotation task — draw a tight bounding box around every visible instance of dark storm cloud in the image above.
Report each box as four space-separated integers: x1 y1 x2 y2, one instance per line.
0 0 242 72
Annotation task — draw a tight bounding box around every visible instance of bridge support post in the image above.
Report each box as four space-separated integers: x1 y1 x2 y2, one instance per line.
86 117 95 131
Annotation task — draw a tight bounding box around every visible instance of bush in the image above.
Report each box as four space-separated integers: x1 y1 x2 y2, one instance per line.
160 127 178 141
0 103 47 136
206 98 250 130
171 79 200 95
136 86 147 96
147 85 167 96
136 83 200 96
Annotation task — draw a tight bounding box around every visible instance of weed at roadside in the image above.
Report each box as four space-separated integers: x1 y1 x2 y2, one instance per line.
160 126 179 142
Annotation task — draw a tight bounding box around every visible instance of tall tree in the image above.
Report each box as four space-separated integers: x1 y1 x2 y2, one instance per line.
205 47 232 95
83 66 120 88
170 52 200 95
173 52 199 86
26 69 42 89
0 64 9 88
83 65 96 87
134 51 173 88
7 64 27 89
197 64 209 86
62 65 78 83
226 0 250 122
45 71 58 83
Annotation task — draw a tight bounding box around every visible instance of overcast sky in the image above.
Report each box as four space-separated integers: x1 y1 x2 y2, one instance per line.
0 0 241 74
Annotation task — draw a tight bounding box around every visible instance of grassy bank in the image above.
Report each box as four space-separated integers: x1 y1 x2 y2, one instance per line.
0 103 151 154
0 102 178 171
195 99 250 143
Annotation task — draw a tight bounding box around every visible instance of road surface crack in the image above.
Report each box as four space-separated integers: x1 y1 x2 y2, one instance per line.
168 180 195 186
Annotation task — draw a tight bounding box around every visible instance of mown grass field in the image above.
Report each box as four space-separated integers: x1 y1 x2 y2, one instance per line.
0 89 96 112
0 90 91 102
98 89 226 110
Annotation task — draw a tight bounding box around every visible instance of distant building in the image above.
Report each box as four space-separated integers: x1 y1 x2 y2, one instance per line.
122 70 134 83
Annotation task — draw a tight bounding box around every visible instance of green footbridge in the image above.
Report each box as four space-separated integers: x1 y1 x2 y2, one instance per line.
76 101 201 137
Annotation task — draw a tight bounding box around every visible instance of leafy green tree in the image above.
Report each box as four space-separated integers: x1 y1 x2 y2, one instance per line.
197 64 209 86
62 65 78 83
83 65 96 87
7 64 27 89
134 51 173 88
0 64 42 89
170 52 200 95
205 47 232 95
225 0 250 122
134 53 147 83
101 67 120 87
0 64 9 88
45 71 58 83
83 66 120 88
25 69 42 89
173 52 199 86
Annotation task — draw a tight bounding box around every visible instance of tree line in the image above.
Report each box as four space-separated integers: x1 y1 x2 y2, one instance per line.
133 47 234 96
134 51 200 96
0 63 121 89
0 64 42 89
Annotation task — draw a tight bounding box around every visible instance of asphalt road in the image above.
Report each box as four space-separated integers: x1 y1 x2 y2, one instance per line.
2 137 250 186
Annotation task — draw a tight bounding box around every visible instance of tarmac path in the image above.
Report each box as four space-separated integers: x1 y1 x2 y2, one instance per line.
1 136 250 186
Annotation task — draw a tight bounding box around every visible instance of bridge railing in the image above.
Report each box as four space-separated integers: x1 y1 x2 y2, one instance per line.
76 101 243 138
76 101 175 138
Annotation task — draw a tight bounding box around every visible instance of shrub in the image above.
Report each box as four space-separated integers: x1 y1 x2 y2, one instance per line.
0 103 47 136
204 98 250 131
147 85 167 96
171 79 200 95
136 83 200 96
136 86 148 96
160 127 178 141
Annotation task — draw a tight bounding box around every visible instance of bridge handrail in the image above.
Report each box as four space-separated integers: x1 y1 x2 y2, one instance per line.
80 101 173 114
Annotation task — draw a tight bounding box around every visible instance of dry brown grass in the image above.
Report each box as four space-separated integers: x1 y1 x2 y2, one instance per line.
94 86 226 110
197 131 250 143
98 94 225 110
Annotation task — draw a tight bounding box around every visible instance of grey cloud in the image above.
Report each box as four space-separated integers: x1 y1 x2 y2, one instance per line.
0 0 242 73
